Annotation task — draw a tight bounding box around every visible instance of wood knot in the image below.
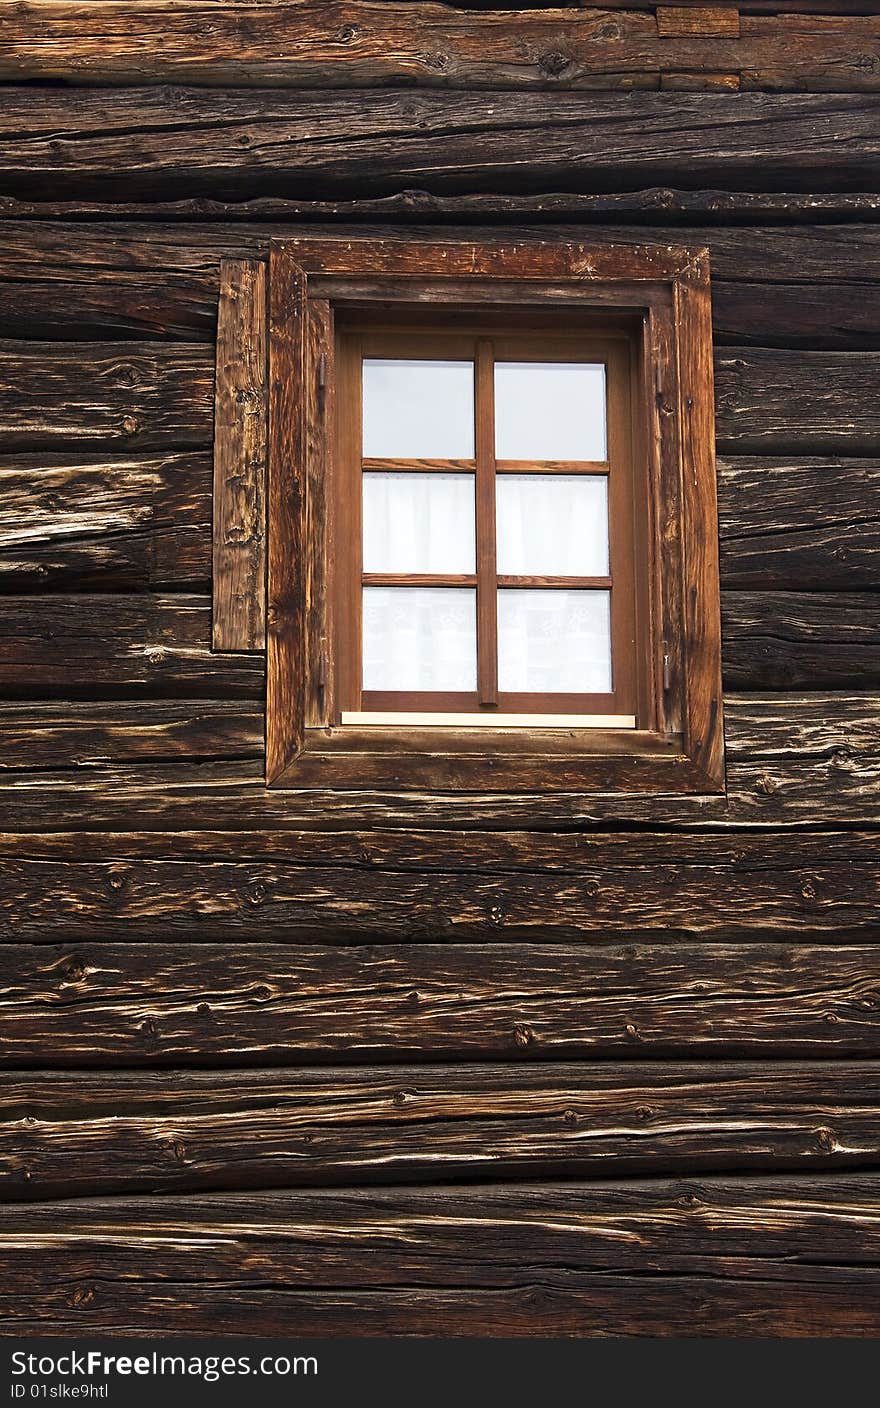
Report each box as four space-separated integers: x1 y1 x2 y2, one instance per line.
196 1002 212 1018
169 1138 187 1164
253 985 272 1002
336 23 359 42
513 1022 533 1048
825 1011 841 1025
584 878 600 898
624 1023 642 1042
107 869 126 892
393 1089 412 1107
423 51 449 72
563 1108 578 1126
816 1126 837 1153
634 1105 653 1122
143 644 167 665
63 963 86 984
141 1016 159 1039
489 904 504 926
538 50 571 77
754 772 778 796
121 415 139 435
248 881 267 905
800 880 818 902
70 1287 95 1308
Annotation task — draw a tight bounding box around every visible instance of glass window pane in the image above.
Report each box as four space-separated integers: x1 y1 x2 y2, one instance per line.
362 359 475 459
363 472 475 574
363 587 476 692
496 474 608 577
497 589 611 694
494 362 606 462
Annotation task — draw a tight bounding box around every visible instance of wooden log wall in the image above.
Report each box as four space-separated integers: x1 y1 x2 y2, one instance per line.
0 0 878 1338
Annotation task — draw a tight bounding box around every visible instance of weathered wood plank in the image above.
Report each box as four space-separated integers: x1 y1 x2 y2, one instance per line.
0 827 876 868
1 941 879 1063
0 701 262 768
712 281 880 350
0 452 211 591
0 272 217 341
3 190 878 223
715 350 880 454
0 694 874 828
0 596 263 699
0 91 876 200
0 848 875 943
723 593 880 689
0 343 213 451
212 258 267 652
3 453 873 594
2 1176 880 1335
717 457 880 589
3 1062 879 1199
1 222 877 288
0 591 871 702
0 3 876 93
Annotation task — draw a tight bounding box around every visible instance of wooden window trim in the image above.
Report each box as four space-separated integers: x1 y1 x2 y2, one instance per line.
266 238 724 795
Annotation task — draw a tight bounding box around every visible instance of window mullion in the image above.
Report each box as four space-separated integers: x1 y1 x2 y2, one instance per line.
475 339 498 707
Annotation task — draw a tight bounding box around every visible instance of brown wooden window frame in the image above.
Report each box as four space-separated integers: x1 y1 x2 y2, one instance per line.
266 237 724 795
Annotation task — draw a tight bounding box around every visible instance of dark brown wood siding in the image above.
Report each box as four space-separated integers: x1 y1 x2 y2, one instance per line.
0 0 878 1338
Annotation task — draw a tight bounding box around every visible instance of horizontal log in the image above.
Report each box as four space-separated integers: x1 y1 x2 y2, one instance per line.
715 350 880 453
722 592 880 689
2 940 879 1064
0 91 877 200
0 452 211 590
3 268 877 350
3 190 879 223
0 590 873 703
2 1062 879 1199
2 1175 880 1335
1 221 877 288
0 273 217 342
712 281 880 350
0 693 876 829
0 595 263 699
0 3 876 93
3 452 874 595
717 457 880 589
1 826 876 868
0 343 213 451
1 842 876 942
0 701 262 768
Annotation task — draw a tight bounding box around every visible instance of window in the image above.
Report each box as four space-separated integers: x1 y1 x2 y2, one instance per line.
335 325 643 727
265 238 724 795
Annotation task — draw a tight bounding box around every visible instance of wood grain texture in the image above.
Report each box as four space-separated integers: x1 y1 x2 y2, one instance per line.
0 848 875 943
2 941 880 1064
211 258 267 651
0 90 876 201
715 349 880 454
1 221 877 288
0 342 213 451
0 591 872 703
0 451 211 591
722 593 880 690
2 190 878 222
717 457 880 589
266 246 307 780
3 1175 880 1335
0 3 876 93
3 1062 879 1199
2 452 875 595
0 693 875 829
0 701 262 768
0 595 263 699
